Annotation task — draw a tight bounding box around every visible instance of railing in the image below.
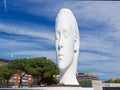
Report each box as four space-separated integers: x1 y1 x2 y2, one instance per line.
103 87 120 90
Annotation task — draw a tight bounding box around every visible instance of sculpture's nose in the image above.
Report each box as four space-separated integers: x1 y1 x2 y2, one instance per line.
58 43 63 50
58 36 63 50
58 42 63 50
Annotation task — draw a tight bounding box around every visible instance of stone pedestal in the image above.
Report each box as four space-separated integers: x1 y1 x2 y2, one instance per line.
92 80 102 90
0 87 94 90
35 87 94 90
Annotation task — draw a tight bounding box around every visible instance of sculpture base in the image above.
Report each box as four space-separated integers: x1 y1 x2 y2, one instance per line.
0 87 94 90
35 87 94 90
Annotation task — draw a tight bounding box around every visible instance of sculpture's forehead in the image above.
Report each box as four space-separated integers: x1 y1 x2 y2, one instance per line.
56 18 73 32
56 9 77 33
56 23 71 31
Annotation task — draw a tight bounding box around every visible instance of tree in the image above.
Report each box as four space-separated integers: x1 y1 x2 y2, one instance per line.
0 65 13 87
27 57 59 85
104 79 113 83
1 57 59 87
104 79 120 83
114 79 120 83
8 58 28 88
0 66 4 87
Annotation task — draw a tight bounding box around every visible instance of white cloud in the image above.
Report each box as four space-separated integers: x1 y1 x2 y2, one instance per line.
70 2 120 80
0 38 37 48
12 50 56 62
3 0 8 12
76 2 120 39
0 22 55 41
0 22 56 60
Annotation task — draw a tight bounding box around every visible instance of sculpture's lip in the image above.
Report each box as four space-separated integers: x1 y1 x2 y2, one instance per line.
58 54 64 60
58 54 64 57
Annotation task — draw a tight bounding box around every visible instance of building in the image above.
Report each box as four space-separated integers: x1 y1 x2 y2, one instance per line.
54 72 98 81
0 58 9 66
92 80 120 90
0 59 32 87
77 72 98 81
9 73 32 87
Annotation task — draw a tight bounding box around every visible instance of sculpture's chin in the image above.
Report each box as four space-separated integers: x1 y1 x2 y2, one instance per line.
59 65 67 70
58 57 73 72
59 68 66 73
58 64 68 71
58 63 71 73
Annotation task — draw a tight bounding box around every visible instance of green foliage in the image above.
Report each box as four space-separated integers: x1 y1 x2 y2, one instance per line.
78 80 92 87
8 58 29 88
104 79 113 83
0 57 59 87
114 79 120 83
8 58 28 73
0 65 14 87
104 79 120 83
26 57 59 85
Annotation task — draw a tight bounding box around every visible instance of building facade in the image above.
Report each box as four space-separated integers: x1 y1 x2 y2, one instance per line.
77 72 98 81
9 73 32 87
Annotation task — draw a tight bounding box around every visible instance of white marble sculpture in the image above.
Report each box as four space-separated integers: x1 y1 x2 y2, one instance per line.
55 8 80 85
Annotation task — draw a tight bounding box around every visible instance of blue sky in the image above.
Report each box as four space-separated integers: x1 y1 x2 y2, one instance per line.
0 0 120 80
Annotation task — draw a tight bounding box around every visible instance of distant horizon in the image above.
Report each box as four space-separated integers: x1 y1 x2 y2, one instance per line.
0 0 120 80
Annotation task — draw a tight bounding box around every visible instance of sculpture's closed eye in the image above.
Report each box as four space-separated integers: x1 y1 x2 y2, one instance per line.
64 30 73 38
63 30 68 38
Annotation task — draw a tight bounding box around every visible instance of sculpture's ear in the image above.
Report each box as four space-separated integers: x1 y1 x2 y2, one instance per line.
74 37 79 53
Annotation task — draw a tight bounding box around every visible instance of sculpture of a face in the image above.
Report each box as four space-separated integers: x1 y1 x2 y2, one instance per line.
55 9 76 70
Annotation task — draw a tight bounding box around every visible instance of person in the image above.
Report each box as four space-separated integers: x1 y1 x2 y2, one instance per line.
55 8 80 85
